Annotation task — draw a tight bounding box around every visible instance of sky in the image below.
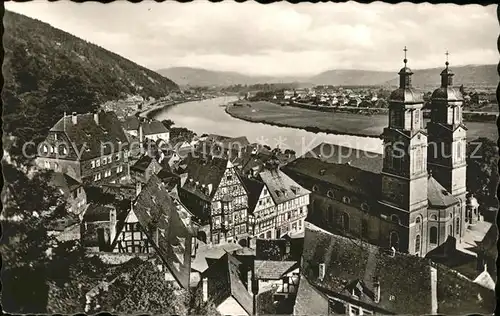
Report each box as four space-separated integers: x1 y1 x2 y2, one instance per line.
5 1 498 76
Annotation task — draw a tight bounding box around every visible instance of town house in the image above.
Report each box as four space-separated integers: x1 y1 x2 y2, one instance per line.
37 111 130 185
175 154 249 245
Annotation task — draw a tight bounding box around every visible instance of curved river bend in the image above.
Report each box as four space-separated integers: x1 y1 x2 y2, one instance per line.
153 96 383 156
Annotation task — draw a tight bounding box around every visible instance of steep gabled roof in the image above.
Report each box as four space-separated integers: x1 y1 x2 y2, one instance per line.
254 260 299 280
122 115 140 131
205 252 253 315
130 154 157 173
258 169 310 205
141 120 169 135
50 111 128 160
179 154 229 200
241 177 265 214
427 175 459 208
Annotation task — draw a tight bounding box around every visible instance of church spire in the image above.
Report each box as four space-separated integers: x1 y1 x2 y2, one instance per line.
399 46 413 89
440 50 454 88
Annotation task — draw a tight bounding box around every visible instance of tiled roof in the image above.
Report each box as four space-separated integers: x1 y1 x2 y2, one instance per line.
112 175 196 289
191 242 242 273
122 115 140 130
178 154 229 200
303 142 383 174
258 168 310 205
83 203 114 222
130 154 156 172
427 175 459 208
299 223 496 315
51 111 129 160
49 171 82 195
205 253 253 316
254 260 298 280
283 157 380 197
294 274 329 315
141 120 169 135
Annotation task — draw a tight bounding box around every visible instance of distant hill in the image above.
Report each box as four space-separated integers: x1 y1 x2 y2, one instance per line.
384 64 498 89
159 65 497 89
156 67 310 87
3 10 179 145
308 69 396 86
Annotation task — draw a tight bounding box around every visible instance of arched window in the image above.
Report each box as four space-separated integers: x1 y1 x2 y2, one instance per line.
42 145 48 154
448 225 453 236
340 212 350 231
390 231 399 250
391 214 400 224
456 218 460 235
361 203 369 212
430 214 437 221
430 227 438 244
312 185 319 192
327 190 334 198
415 235 421 253
415 216 421 224
342 196 350 204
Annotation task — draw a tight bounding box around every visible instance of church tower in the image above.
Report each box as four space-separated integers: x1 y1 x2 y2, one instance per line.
379 47 428 254
427 52 467 235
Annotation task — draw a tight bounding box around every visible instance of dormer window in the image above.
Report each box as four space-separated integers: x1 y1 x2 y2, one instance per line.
390 214 400 224
312 185 319 192
361 203 369 212
342 196 350 204
319 169 326 176
327 190 334 198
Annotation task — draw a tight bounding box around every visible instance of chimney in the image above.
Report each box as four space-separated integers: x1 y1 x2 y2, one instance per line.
247 269 253 295
139 123 144 145
72 112 77 125
136 181 142 197
93 111 99 125
318 263 325 281
109 207 117 244
373 277 381 303
202 277 208 302
430 266 438 314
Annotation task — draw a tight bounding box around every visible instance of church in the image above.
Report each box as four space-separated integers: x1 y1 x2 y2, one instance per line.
283 50 474 257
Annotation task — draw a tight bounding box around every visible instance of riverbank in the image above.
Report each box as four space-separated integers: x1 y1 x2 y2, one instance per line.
226 101 498 141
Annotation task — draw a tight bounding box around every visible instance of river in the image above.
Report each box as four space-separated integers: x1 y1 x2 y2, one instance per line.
152 96 383 156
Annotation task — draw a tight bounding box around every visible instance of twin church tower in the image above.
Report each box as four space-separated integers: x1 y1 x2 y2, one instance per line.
380 47 467 256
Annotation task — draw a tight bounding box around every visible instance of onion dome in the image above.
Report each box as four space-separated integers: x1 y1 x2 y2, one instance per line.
389 47 424 104
431 52 463 101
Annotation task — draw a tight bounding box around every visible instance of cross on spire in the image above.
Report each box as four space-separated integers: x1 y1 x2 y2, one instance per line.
403 46 408 66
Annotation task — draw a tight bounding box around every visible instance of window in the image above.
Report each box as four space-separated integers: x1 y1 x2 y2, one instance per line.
116 153 121 161
107 156 112 164
430 214 437 221
327 190 334 198
430 227 438 244
456 218 460 235
102 157 107 165
340 212 350 231
342 196 350 204
448 225 453 236
96 159 101 167
49 145 54 154
54 162 59 171
91 160 96 168
227 175 233 181
42 145 48 153
312 185 319 192
415 235 421 253
390 231 399 250
414 109 420 127
391 214 400 224
415 216 421 224
298 220 302 228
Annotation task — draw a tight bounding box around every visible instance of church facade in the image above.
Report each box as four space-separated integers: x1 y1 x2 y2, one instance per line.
283 52 469 257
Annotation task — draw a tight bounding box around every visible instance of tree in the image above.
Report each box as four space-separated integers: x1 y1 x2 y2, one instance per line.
466 137 499 208
1 163 68 313
161 119 175 129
